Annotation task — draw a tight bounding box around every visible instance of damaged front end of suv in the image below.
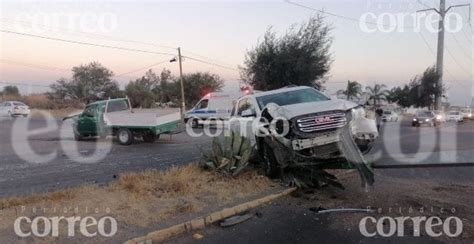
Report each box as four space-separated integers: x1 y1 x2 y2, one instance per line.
229 86 378 188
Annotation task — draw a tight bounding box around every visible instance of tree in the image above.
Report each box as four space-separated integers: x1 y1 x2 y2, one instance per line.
241 15 333 91
125 69 159 108
2 85 20 97
49 62 121 103
337 80 362 100
151 69 173 104
387 85 411 108
365 84 389 106
409 66 442 109
173 72 224 107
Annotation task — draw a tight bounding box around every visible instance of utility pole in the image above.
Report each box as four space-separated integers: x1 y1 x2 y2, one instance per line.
435 0 446 111
417 0 471 110
178 47 185 120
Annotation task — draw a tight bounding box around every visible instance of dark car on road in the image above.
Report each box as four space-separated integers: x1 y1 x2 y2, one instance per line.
412 111 437 127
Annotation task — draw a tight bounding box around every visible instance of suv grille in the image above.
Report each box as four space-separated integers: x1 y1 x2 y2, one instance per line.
296 112 347 133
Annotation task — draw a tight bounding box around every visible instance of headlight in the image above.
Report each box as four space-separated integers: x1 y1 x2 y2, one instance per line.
413 118 417 121
425 119 430 122
436 115 442 120
351 106 365 119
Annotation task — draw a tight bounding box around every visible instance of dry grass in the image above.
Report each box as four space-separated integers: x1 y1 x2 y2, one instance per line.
0 164 273 241
0 189 79 210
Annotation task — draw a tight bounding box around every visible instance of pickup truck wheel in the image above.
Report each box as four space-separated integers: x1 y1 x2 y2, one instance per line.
117 128 134 145
262 143 280 179
143 133 156 143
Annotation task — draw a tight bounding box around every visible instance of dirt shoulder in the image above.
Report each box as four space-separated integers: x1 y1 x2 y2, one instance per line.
0 164 278 243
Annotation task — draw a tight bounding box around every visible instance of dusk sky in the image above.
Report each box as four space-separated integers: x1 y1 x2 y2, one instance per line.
0 0 472 105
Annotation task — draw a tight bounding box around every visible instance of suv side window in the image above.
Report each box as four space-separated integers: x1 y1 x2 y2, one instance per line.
236 98 255 116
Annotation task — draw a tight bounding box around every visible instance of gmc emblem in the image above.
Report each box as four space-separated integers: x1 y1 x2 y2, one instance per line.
315 116 332 124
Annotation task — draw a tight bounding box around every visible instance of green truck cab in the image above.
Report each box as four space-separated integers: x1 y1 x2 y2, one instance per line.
72 98 180 145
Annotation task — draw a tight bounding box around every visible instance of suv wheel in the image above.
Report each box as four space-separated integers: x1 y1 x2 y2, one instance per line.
117 128 134 145
261 143 280 178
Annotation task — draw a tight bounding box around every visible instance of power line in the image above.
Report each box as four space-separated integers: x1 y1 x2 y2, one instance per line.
183 56 239 71
460 25 473 43
417 0 433 9
285 0 414 29
115 60 170 77
446 45 473 76
0 29 177 57
417 31 458 81
0 17 178 51
449 33 473 61
181 49 237 68
1 29 240 72
0 18 239 71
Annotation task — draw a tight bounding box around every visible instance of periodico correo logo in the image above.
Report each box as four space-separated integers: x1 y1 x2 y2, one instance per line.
359 215 463 237
14 216 117 237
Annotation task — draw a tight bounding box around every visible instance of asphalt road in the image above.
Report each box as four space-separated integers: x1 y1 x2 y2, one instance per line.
0 114 212 197
0 116 472 198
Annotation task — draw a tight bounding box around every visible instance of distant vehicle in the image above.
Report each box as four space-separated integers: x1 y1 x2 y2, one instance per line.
433 110 446 123
0 101 30 117
184 91 245 127
381 111 399 122
446 111 464 122
69 98 180 145
460 108 472 120
412 111 437 127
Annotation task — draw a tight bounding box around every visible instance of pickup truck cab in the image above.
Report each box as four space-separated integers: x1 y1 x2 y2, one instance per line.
72 98 180 145
228 86 378 176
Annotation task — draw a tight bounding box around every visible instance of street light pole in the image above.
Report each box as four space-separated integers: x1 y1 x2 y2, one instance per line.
178 47 185 120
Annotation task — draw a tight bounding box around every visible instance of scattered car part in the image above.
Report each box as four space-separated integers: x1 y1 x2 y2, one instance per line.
219 213 254 227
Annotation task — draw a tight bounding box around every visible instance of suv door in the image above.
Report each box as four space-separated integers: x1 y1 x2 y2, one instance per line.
77 105 99 135
231 98 258 144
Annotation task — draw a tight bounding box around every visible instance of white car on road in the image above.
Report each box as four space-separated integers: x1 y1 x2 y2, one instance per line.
446 111 463 122
381 111 399 122
460 108 472 120
0 101 30 117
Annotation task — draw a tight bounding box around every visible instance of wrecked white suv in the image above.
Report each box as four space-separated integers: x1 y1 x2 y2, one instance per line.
228 86 378 180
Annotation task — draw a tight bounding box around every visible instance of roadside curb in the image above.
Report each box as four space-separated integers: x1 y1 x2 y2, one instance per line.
125 187 297 244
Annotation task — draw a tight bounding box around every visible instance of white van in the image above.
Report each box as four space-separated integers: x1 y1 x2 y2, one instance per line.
185 92 244 127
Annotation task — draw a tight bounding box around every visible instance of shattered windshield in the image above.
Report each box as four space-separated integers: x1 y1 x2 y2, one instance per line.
256 88 329 109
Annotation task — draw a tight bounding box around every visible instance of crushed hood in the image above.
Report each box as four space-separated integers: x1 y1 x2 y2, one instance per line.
265 99 358 119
